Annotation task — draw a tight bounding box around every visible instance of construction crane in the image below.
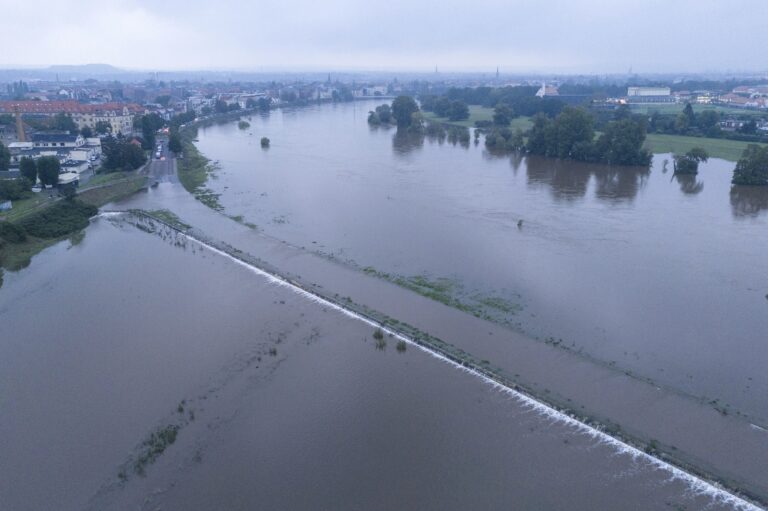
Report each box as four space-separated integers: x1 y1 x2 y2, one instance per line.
14 105 26 142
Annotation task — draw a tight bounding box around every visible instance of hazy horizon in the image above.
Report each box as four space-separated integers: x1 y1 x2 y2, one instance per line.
2 0 768 75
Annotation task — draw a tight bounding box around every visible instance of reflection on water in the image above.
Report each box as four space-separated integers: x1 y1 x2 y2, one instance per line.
675 174 705 195
730 185 768 218
526 155 650 202
391 129 424 155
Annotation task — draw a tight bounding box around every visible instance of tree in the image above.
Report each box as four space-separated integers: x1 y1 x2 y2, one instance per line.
391 96 419 128
257 98 271 112
673 147 709 175
215 100 229 114
526 113 551 155
433 97 452 117
37 156 61 187
140 113 164 149
682 102 696 126
732 145 768 186
697 110 720 137
168 133 182 154
493 103 514 126
527 107 650 166
52 112 77 133
19 157 37 184
738 120 757 135
674 112 690 133
613 104 632 121
446 100 469 121
102 135 147 172
123 143 146 169
0 141 9 171
367 111 381 125
508 128 525 151
155 95 172 107
94 121 112 135
375 104 392 124
0 178 31 200
551 107 595 159
80 126 93 138
595 118 652 166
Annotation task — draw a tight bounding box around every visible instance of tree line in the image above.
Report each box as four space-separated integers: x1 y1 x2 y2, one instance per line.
645 103 768 143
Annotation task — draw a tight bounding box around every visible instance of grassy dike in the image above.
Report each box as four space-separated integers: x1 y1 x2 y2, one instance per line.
177 125 224 211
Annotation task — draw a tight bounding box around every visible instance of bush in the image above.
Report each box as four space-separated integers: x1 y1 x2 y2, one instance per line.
396 340 407 352
0 178 31 201
260 137 270 148
18 199 97 238
372 328 384 340
0 221 27 243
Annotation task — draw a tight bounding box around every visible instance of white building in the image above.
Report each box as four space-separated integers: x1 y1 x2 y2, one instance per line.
627 87 671 97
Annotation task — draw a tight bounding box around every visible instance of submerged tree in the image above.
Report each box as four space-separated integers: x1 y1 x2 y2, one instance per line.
673 147 709 175
732 144 768 186
595 118 652 166
391 96 419 129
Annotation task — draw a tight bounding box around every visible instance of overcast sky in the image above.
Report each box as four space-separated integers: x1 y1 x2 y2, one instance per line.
2 0 766 74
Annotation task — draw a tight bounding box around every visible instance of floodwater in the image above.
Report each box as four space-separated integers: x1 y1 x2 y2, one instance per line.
194 101 768 422
0 216 756 510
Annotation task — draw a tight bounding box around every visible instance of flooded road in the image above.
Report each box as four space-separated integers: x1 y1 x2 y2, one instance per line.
193 102 768 423
0 216 758 510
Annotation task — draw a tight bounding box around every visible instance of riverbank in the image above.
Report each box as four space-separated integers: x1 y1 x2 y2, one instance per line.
0 173 147 272
176 129 223 211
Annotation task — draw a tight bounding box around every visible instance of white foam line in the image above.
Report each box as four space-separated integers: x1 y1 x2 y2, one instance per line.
115 214 763 511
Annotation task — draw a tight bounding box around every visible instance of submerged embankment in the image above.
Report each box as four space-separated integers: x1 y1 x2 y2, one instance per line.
118 208 767 509
3 213 758 510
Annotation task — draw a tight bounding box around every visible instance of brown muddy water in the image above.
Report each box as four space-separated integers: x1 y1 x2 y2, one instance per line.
0 215 759 510
193 102 768 424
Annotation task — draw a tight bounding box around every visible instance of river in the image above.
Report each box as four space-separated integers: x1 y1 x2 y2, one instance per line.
1 100 767 510
194 101 768 422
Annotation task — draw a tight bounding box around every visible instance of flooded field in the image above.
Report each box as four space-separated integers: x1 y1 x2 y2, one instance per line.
193 101 768 422
0 215 758 510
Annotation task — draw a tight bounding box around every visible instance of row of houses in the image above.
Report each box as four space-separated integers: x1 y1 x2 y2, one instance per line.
0 100 144 135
